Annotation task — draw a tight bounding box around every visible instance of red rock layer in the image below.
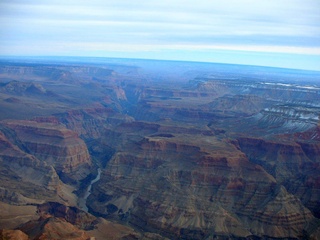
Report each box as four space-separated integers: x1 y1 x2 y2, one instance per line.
2 120 92 182
88 135 316 239
237 136 320 218
18 217 90 240
0 131 60 200
15 202 97 239
0 230 29 240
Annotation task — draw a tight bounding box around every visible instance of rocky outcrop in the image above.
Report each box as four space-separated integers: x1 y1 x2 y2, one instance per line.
36 202 97 230
0 229 29 240
18 216 91 240
16 202 95 239
1 120 92 183
88 134 317 239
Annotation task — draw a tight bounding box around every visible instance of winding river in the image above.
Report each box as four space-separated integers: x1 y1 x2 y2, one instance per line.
78 168 101 212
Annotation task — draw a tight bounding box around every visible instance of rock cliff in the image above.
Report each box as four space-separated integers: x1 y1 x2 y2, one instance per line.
1 58 320 239
88 133 318 239
0 130 60 203
237 136 320 218
203 94 271 116
52 107 133 139
1 120 92 183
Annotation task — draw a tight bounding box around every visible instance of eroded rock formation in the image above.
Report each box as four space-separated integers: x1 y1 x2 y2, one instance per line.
0 130 60 203
88 133 318 239
1 120 92 183
238 130 320 219
1 59 320 239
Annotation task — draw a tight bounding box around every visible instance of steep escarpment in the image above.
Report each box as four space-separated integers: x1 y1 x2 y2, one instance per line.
47 107 134 168
0 63 116 83
254 104 319 133
204 104 320 139
0 64 72 82
0 130 61 204
194 79 320 102
1 120 92 183
88 134 317 239
202 94 271 116
237 136 320 218
52 107 133 139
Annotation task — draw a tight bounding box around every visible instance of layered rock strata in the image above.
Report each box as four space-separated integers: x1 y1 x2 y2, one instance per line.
88 134 318 239
1 120 92 183
238 131 320 218
0 130 60 203
7 201 153 240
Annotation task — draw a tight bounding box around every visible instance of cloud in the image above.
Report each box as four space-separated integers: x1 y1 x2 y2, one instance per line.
0 0 320 70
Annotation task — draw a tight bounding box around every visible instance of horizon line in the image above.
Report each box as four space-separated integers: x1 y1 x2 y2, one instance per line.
1 55 320 73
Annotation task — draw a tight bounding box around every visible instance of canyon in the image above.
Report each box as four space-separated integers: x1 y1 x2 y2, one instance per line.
0 57 319 239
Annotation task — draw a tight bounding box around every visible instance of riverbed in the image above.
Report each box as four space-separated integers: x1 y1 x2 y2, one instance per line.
78 168 101 212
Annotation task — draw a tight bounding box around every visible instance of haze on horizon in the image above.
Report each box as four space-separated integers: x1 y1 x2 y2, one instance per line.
1 0 320 71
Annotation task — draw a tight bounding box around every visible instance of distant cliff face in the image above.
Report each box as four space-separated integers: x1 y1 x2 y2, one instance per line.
51 107 133 139
1 120 92 184
0 64 115 83
238 130 320 219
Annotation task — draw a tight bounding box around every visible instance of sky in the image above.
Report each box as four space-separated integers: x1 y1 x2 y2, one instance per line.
1 0 320 70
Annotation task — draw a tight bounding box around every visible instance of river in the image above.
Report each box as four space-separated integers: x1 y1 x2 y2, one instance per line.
78 168 101 212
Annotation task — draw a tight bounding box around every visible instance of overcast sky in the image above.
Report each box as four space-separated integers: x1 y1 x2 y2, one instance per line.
1 0 320 70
